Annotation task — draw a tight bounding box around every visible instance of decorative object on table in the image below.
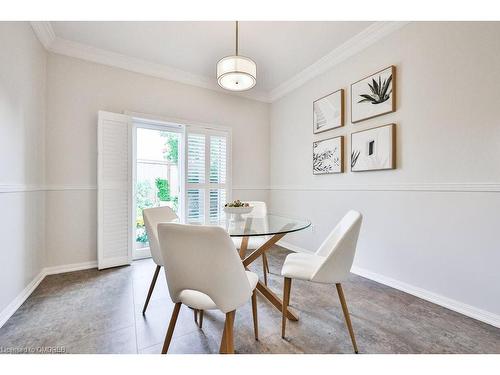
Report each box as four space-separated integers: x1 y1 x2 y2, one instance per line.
313 136 344 174
351 65 395 123
351 124 396 172
224 200 253 219
313 89 344 133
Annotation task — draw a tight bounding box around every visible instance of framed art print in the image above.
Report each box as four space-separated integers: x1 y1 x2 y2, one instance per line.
351 66 395 123
313 89 344 134
351 124 396 172
313 136 344 174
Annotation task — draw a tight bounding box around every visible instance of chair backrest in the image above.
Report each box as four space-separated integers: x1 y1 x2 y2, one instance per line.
143 206 178 265
157 223 253 313
247 201 267 217
311 210 362 283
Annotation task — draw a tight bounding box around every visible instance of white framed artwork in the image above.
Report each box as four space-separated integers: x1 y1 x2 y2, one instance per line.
351 66 395 123
313 89 344 134
313 136 344 174
351 124 396 172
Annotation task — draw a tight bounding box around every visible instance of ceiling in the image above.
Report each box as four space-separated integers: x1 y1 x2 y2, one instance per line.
51 22 371 88
33 21 406 101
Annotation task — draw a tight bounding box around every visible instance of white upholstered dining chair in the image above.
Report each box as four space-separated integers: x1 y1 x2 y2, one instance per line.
141 206 178 314
280 210 362 353
233 201 271 285
157 223 260 354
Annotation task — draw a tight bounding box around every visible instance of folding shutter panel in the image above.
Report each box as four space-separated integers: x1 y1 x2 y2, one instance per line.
97 111 132 270
209 135 228 223
185 130 229 224
186 133 206 223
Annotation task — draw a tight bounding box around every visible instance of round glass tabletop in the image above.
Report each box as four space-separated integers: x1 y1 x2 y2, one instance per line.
218 213 311 237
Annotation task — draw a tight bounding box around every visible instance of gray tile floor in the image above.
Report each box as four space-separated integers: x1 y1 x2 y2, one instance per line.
1 247 499 354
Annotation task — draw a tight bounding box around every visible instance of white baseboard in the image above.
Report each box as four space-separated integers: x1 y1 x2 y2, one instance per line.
350 266 500 328
277 240 314 253
277 241 500 328
0 260 98 328
44 260 98 276
0 270 46 328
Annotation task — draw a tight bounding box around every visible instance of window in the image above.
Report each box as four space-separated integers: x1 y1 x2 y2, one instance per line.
133 125 182 259
186 129 230 224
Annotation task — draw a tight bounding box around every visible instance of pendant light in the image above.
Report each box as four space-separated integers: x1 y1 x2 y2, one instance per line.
217 21 257 91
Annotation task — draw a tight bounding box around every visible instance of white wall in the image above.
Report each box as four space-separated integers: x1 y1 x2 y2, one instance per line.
3 21 498 329
269 22 500 322
45 53 270 267
0 23 47 314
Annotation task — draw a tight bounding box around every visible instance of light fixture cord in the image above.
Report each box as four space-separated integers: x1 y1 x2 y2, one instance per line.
235 21 239 56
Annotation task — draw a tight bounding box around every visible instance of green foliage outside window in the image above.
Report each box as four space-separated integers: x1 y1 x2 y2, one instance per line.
136 180 154 217
136 131 179 245
136 227 148 243
160 132 179 164
155 178 170 202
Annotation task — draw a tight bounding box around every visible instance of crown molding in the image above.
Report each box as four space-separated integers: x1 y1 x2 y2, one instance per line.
49 36 271 102
30 21 56 49
29 21 410 104
268 21 410 102
29 21 270 103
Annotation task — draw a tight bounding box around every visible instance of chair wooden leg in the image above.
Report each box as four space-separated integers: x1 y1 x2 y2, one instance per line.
162 302 181 354
251 290 258 340
224 311 236 354
282 277 292 338
142 265 161 315
262 256 268 286
336 283 359 354
219 321 227 354
199 310 204 329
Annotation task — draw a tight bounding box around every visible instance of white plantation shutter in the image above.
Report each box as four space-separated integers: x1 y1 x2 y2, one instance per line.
187 134 205 184
209 188 226 224
187 188 205 224
97 111 132 269
210 136 227 184
186 129 230 224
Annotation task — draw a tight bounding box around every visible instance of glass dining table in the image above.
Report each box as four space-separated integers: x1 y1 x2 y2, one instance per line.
218 213 311 321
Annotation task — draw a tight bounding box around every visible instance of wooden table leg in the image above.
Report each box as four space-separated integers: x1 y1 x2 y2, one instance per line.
256 281 298 321
239 236 249 259
240 227 299 322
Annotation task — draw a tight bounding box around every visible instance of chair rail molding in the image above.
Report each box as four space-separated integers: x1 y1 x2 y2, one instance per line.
0 184 97 193
269 182 500 193
44 185 97 191
0 184 46 193
3 183 498 194
232 185 270 191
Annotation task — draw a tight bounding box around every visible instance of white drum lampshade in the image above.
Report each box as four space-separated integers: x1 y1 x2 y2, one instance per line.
217 55 257 91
